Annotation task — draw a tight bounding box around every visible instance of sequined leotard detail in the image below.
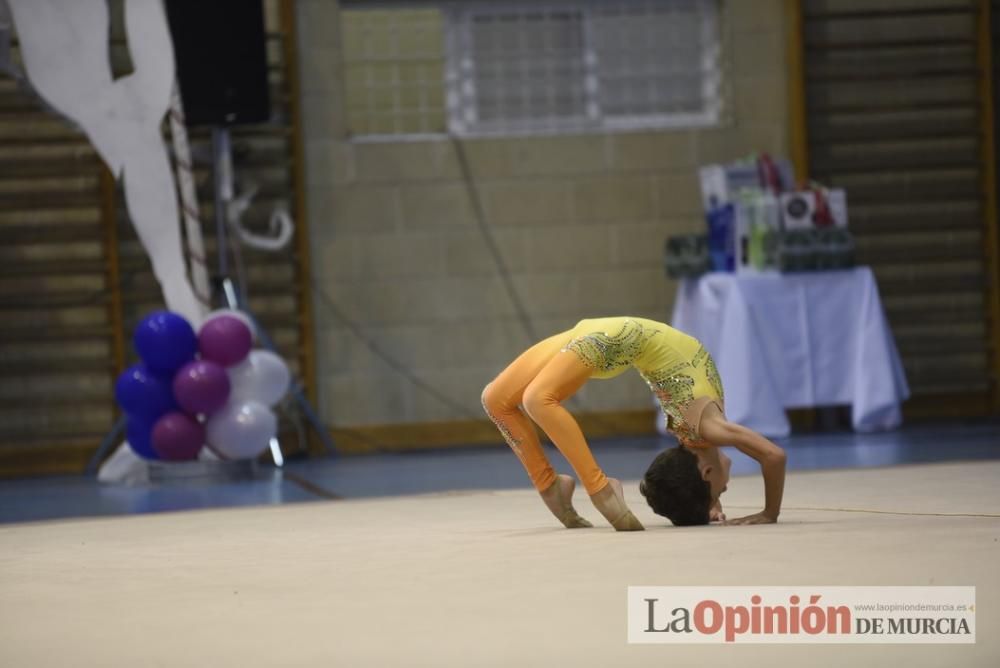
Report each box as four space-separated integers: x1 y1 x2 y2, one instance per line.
561 317 725 446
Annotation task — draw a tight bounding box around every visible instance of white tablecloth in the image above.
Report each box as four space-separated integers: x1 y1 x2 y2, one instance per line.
670 267 910 437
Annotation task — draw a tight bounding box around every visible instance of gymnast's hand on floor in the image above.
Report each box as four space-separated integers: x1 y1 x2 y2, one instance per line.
724 511 777 526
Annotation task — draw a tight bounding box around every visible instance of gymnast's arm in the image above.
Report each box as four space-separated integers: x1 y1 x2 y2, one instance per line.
700 409 786 524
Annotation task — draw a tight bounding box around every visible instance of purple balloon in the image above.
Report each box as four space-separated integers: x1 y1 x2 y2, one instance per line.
172 360 231 415
198 315 253 367
151 412 205 461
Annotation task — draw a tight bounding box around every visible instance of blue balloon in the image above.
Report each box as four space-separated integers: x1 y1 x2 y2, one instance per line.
115 363 176 421
134 311 197 375
126 418 160 460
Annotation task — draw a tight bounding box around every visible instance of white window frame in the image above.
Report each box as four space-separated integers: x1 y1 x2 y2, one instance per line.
444 0 723 138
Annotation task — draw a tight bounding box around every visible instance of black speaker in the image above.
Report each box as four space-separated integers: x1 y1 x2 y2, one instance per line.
165 0 271 126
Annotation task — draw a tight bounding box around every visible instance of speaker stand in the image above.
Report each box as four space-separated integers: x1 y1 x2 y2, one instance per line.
87 127 336 477
209 126 337 464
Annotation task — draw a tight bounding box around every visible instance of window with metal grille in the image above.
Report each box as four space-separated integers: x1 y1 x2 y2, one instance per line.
341 0 723 138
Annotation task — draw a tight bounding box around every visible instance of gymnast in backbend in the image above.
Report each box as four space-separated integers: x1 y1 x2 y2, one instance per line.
481 316 786 530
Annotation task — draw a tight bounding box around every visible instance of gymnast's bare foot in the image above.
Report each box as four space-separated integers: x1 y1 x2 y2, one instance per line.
539 474 593 528
590 477 645 531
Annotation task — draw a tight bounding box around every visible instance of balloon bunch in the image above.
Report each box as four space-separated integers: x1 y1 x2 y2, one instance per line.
114 310 291 462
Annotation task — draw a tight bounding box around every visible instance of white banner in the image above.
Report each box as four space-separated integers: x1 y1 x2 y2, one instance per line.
627 586 975 644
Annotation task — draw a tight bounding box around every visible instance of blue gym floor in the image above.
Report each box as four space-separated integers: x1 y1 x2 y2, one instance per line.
1 419 998 525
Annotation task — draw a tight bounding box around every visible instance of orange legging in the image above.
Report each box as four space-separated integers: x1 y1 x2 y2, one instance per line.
481 333 609 496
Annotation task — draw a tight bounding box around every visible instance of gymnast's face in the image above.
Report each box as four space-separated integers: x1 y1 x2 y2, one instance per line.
695 447 731 502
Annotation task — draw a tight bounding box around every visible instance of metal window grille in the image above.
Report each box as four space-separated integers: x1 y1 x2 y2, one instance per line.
342 0 723 138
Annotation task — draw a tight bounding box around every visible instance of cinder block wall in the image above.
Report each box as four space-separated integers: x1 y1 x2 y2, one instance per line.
295 0 790 430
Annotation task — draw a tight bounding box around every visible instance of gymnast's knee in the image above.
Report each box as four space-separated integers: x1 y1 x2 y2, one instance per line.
521 386 559 423
481 382 506 417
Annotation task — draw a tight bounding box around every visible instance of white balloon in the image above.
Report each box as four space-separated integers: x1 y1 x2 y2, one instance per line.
202 308 256 340
205 400 276 460
227 350 291 407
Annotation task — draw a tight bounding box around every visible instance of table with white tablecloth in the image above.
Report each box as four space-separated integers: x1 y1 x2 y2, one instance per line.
669 267 910 438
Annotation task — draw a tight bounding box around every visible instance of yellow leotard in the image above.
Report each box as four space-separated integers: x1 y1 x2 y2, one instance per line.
561 317 725 447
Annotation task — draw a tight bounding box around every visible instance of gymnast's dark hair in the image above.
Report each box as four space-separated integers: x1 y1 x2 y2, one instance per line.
639 446 712 526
